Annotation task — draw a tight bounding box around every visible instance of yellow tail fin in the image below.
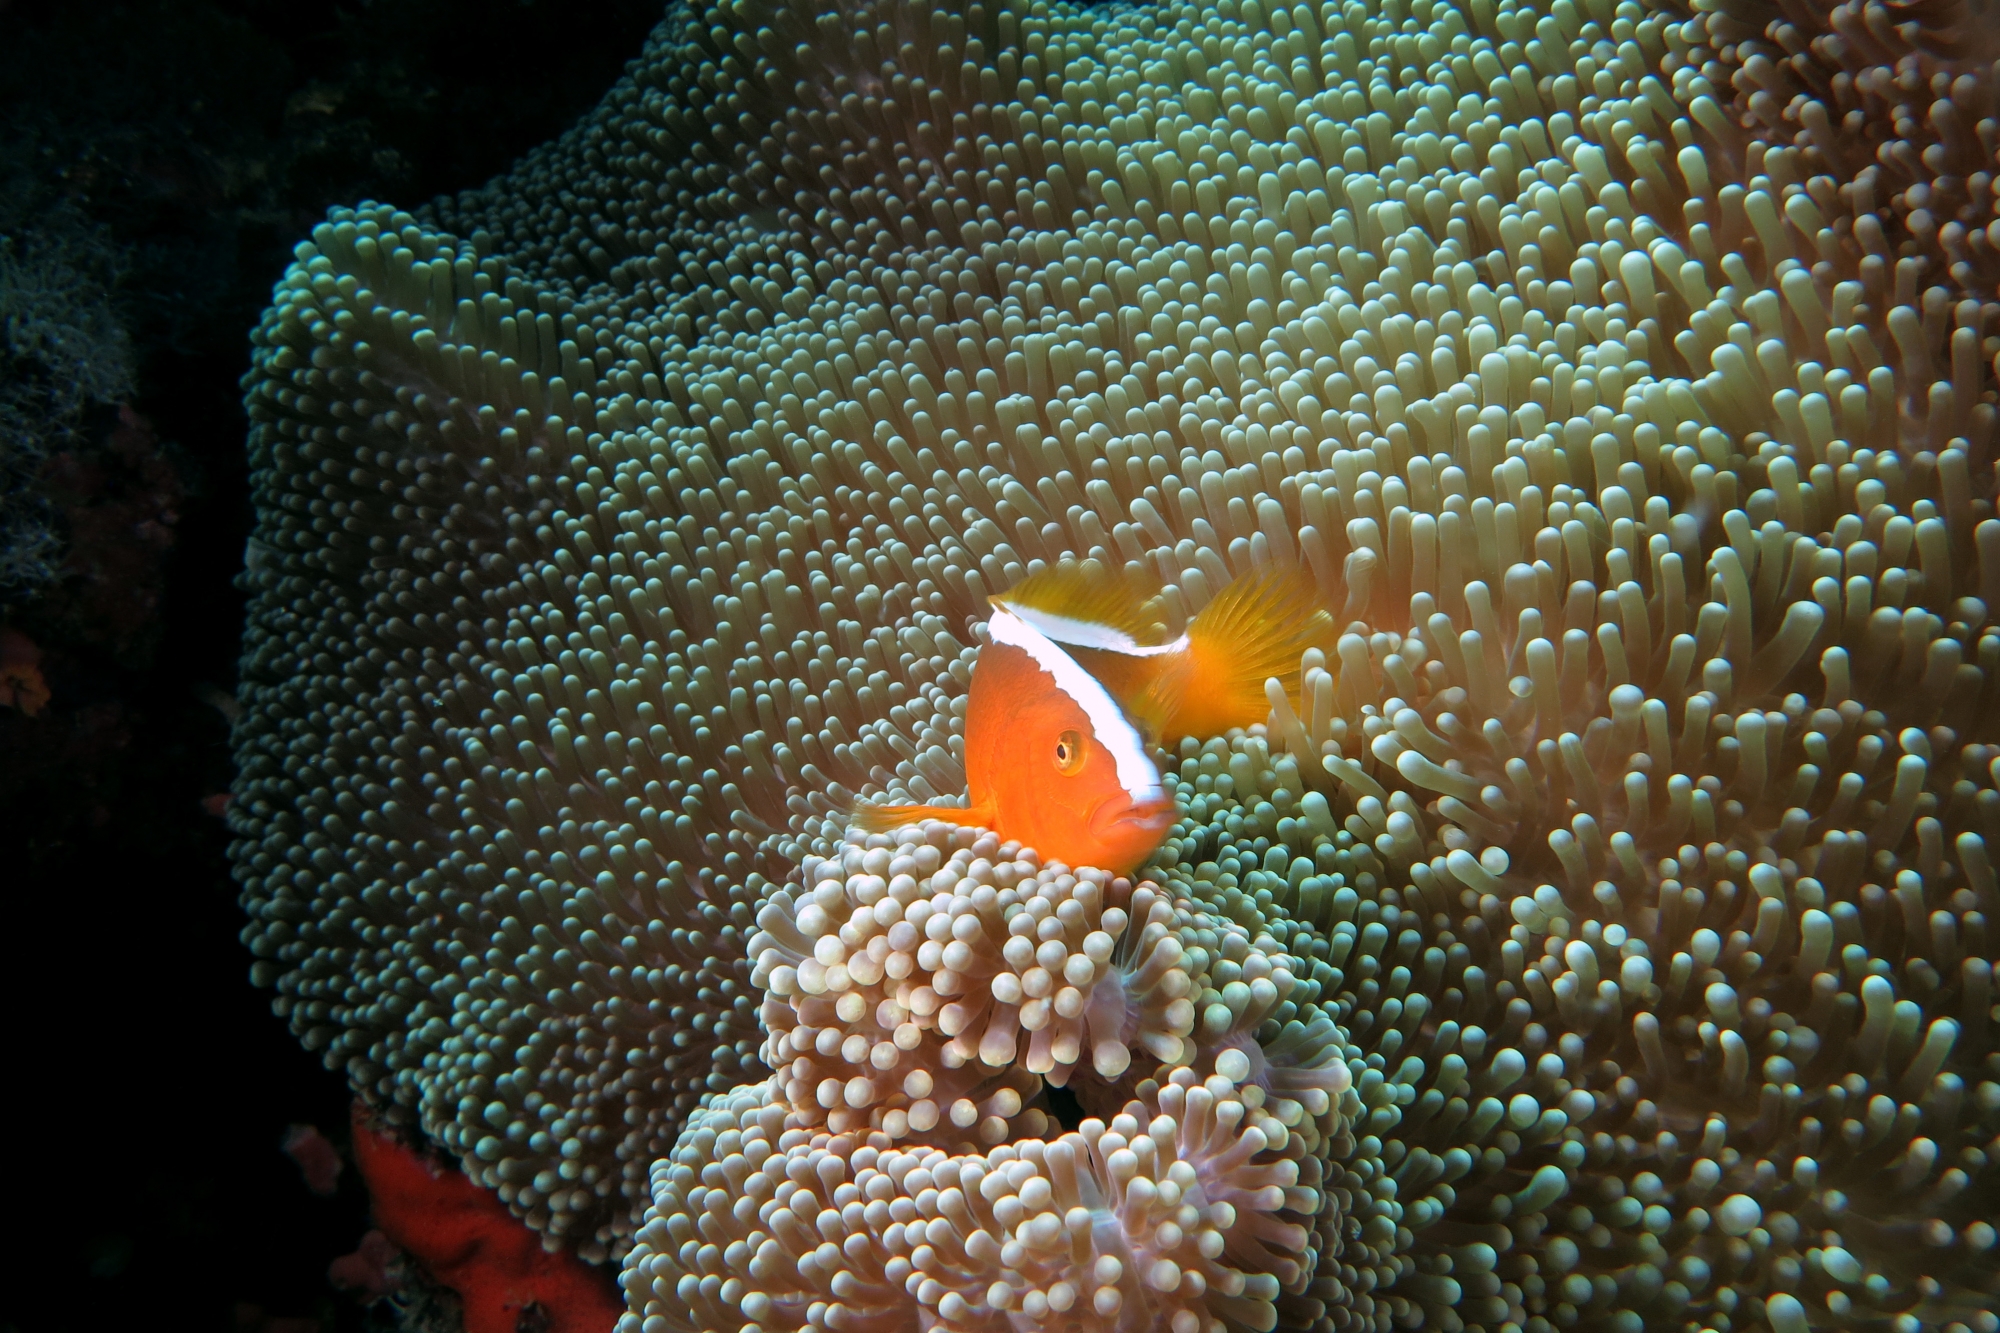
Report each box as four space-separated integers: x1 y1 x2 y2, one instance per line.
852 801 995 834
1145 568 1332 742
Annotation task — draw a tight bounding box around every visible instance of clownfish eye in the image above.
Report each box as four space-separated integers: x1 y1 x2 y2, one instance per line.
1053 729 1085 775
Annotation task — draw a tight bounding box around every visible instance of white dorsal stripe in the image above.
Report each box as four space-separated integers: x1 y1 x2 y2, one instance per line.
995 599 1191 658
987 607 1163 802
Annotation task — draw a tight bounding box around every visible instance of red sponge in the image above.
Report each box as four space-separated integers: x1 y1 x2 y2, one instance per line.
350 1104 623 1333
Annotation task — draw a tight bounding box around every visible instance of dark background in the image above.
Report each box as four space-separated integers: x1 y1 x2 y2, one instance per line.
0 3 661 1328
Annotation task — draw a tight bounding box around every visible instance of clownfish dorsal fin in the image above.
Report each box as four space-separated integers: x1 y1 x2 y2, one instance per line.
990 560 1171 654
1141 567 1334 742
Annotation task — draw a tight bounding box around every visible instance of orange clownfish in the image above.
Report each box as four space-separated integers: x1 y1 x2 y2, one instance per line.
856 563 1331 875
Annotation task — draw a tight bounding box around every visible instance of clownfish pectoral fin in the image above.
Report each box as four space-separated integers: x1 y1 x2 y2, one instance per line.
852 799 997 835
991 560 1168 653
1151 567 1334 742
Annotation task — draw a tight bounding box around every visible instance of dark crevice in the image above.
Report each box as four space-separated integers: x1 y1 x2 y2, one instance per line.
1044 1080 1089 1132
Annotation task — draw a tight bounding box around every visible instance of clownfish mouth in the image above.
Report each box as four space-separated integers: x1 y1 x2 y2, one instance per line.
1087 792 1179 843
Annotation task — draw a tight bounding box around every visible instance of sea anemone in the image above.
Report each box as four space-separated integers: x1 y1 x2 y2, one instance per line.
628 1062 1317 1333
234 0 1999 1325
